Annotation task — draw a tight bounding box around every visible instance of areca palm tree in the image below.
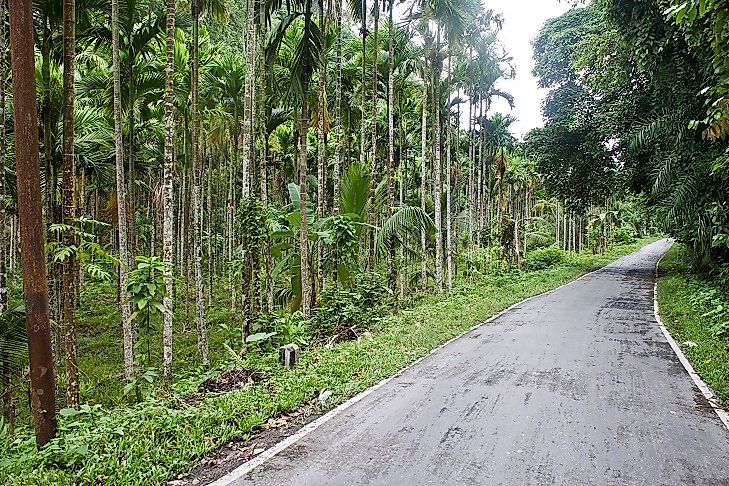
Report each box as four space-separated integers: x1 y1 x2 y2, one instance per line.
9 0 58 446
61 0 79 408
161 0 175 381
366 0 380 271
111 0 133 381
290 1 322 318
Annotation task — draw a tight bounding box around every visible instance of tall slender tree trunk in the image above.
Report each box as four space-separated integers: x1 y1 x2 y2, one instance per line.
298 121 311 317
111 0 134 380
386 0 396 291
445 54 452 291
398 93 406 299
41 25 53 227
299 0 314 319
255 15 273 313
62 0 79 408
333 0 343 213
419 65 428 290
127 75 136 259
555 201 560 246
513 189 521 267
433 28 443 293
467 85 474 263
316 1 327 292
8 0 58 446
179 168 190 329
367 0 379 271
191 2 209 366
207 153 213 308
41 24 60 353
0 0 7 318
162 0 175 382
524 181 530 256
242 0 255 199
477 96 485 246
228 117 237 310
0 0 11 431
359 0 367 170
497 147 505 228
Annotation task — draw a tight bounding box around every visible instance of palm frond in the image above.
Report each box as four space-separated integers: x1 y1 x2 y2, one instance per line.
375 206 434 257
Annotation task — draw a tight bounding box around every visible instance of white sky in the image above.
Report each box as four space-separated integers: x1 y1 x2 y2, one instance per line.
485 0 573 138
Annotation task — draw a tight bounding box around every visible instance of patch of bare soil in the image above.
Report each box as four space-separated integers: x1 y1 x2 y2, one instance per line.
198 368 267 394
167 395 327 486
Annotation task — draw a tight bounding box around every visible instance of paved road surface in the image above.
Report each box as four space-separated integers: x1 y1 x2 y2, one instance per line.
229 240 729 485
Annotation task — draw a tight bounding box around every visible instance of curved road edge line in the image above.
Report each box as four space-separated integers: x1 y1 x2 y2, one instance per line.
206 241 659 486
653 242 729 430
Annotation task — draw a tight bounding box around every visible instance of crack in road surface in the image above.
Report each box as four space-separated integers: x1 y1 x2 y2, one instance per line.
219 240 729 485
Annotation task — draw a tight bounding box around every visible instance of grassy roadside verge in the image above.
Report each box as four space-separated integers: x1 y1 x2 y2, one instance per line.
0 238 657 485
657 243 729 406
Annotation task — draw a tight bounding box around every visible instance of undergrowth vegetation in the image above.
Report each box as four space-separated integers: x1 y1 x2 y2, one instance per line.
657 244 729 405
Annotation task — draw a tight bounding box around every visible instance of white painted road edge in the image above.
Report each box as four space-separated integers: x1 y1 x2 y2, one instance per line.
209 239 729 486
207 253 606 486
653 244 729 430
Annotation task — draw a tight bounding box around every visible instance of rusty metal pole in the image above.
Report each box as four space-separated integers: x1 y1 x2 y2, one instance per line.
8 0 58 447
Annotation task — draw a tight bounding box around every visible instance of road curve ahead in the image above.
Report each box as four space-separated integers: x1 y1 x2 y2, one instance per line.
227 240 729 486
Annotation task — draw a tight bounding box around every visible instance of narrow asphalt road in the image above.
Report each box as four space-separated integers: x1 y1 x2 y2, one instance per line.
229 240 729 485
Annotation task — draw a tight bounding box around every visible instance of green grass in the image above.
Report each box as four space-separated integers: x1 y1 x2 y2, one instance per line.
0 238 657 485
657 243 729 405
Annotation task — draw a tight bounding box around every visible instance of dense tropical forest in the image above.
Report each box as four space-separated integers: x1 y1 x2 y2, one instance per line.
0 0 727 483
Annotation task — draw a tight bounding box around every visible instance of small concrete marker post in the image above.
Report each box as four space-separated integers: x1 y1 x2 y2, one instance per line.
279 344 299 367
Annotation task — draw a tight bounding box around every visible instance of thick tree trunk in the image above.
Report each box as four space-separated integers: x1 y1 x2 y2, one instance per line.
9 0 58 446
111 0 134 380
62 0 79 408
162 0 175 382
191 2 209 366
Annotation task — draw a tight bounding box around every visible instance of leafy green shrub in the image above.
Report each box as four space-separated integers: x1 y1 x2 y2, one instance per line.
249 311 310 348
464 246 506 276
311 272 392 339
613 226 636 245
689 286 729 338
523 246 566 271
